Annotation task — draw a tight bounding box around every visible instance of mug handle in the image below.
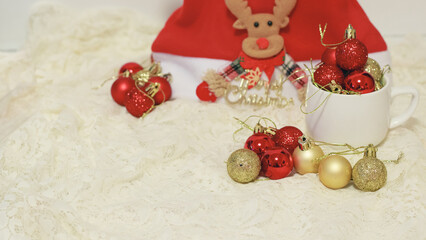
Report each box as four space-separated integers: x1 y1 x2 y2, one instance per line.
390 86 419 128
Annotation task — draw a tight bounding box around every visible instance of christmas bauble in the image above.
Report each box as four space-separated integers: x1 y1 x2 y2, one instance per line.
125 88 155 118
313 64 345 89
261 147 294 180
227 149 261 183
321 48 337 65
336 39 368 71
196 81 217 102
318 155 352 189
111 77 136 106
364 58 382 82
343 70 375 94
271 126 303 154
352 145 387 192
143 76 172 105
119 62 143 76
244 133 275 158
292 136 324 175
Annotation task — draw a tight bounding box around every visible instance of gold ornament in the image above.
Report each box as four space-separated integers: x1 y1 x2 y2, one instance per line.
352 144 387 192
318 155 352 189
364 58 384 90
132 62 169 86
227 149 261 183
344 24 356 39
292 136 325 174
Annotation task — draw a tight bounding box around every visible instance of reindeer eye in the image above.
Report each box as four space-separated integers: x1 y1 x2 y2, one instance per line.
268 21 273 26
254 22 259 28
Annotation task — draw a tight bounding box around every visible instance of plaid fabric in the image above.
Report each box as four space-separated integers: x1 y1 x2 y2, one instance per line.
278 54 308 89
218 54 308 89
219 57 246 82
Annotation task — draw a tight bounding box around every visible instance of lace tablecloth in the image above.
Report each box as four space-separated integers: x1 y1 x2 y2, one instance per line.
0 3 425 240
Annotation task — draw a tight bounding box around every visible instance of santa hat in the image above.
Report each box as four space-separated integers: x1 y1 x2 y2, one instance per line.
152 0 390 100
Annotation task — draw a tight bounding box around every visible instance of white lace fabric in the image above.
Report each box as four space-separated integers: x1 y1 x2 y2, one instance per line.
0 3 425 240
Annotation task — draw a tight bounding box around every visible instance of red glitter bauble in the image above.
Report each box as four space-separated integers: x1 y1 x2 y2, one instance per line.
196 81 217 102
125 88 154 118
244 133 276 158
321 48 337 65
143 76 172 105
119 62 143 75
313 64 345 89
111 77 136 106
261 147 294 180
272 126 303 154
336 39 368 71
343 71 375 94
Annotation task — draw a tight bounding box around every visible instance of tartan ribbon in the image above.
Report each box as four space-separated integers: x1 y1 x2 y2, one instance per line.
218 52 308 89
277 54 309 89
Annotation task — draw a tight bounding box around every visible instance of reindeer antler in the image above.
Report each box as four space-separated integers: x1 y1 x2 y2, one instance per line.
225 0 252 20
274 0 297 24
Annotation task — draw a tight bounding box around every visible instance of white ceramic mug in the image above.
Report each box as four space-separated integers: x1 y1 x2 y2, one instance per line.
304 78 419 146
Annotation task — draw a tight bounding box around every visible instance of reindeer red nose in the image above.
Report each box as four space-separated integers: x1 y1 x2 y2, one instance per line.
256 38 270 50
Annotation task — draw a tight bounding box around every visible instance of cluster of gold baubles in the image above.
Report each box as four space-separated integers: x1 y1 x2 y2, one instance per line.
227 136 387 192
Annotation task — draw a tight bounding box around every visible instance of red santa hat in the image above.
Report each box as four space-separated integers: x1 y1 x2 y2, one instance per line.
151 0 390 100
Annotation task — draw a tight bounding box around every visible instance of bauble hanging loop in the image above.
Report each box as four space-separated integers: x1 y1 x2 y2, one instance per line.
344 24 356 40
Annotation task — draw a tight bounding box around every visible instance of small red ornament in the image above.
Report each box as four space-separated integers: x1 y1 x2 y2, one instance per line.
143 76 172 105
125 88 154 118
244 133 275 158
336 39 368 71
196 81 217 102
111 77 136 106
321 48 337 65
313 64 345 89
343 71 375 94
261 147 294 180
272 126 303 154
119 62 143 76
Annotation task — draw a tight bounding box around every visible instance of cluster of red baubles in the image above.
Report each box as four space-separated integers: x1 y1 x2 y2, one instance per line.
314 38 376 94
110 62 172 118
244 126 303 180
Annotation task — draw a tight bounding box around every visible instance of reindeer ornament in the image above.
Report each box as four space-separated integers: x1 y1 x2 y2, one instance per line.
199 0 307 102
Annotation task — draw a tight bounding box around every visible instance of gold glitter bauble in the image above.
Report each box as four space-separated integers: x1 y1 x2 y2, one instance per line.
352 145 387 192
318 155 352 189
364 58 384 90
227 149 261 183
292 136 324 174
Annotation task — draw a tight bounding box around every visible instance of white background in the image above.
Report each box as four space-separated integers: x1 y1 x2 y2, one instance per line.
0 0 425 51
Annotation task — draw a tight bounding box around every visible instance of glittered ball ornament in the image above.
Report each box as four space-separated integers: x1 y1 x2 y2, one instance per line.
261 147 294 180
143 76 172 105
271 126 303 154
364 58 382 82
227 149 261 183
336 39 368 71
111 77 136 106
119 62 144 76
244 133 275 158
313 64 345 89
352 145 387 192
321 48 337 65
292 136 325 175
318 155 352 189
343 70 375 94
125 88 155 118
